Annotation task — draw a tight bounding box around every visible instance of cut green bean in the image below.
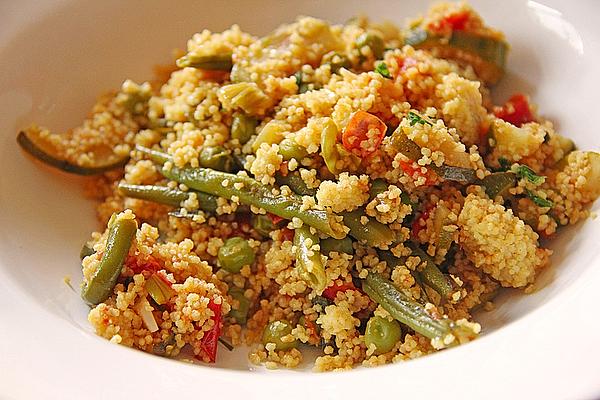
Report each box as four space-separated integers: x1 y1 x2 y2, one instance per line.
176 53 233 71
355 32 385 59
81 215 137 305
278 138 308 161
199 146 234 172
342 209 394 248
228 287 251 324
365 316 402 354
320 119 340 174
275 171 317 196
481 171 516 199
407 243 453 299
363 272 460 341
294 225 327 293
117 183 219 213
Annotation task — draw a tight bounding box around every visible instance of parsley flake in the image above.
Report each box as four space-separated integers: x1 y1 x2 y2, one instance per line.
515 165 545 185
375 62 392 79
407 111 433 127
525 189 553 208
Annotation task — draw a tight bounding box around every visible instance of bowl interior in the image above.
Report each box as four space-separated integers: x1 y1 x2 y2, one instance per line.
1 0 599 372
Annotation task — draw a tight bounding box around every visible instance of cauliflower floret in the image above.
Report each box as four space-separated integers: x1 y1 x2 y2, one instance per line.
457 194 549 288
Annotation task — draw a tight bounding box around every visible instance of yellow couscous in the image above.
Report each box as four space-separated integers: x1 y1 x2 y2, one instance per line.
17 2 600 371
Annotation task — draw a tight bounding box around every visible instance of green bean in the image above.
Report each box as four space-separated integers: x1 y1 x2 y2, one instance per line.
407 243 452 299
137 146 344 238
369 178 389 199
218 237 255 273
135 145 170 164
176 53 233 71
362 272 462 341
231 113 257 144
342 209 394 248
355 32 386 59
81 214 137 305
320 237 354 255
364 316 402 354
154 169 344 239
294 225 327 292
228 287 251 324
278 138 308 161
262 320 298 350
481 171 516 199
320 119 340 174
117 183 219 213
199 146 234 172
275 171 317 196
145 274 175 305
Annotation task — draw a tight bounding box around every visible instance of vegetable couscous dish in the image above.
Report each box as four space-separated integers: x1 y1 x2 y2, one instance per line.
17 2 600 371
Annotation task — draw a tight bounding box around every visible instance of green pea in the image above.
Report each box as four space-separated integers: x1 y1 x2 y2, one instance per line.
231 113 257 144
262 320 298 350
278 138 308 161
355 32 385 59
218 237 255 273
320 237 354 255
199 146 234 172
364 316 402 354
228 287 251 324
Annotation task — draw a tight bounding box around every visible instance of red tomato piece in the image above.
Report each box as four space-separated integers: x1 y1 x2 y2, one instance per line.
493 93 535 127
443 12 469 30
398 160 437 186
200 299 222 363
280 228 295 242
126 255 161 275
322 282 356 301
412 205 434 237
342 111 387 157
267 213 285 225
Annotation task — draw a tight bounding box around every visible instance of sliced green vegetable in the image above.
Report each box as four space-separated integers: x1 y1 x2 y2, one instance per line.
17 130 128 176
278 138 308 161
275 171 317 196
80 243 95 260
251 214 285 237
117 183 219 213
145 274 175 305
320 237 354 255
294 225 327 293
407 243 452 298
481 171 516 199
320 119 341 174
355 32 385 59
81 215 137 305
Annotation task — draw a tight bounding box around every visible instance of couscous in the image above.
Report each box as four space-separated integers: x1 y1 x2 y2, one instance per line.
17 2 600 371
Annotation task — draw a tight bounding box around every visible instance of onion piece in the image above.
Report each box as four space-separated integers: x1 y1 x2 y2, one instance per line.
136 297 159 333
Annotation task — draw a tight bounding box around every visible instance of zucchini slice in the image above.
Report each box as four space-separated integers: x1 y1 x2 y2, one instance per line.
405 28 508 84
17 129 129 175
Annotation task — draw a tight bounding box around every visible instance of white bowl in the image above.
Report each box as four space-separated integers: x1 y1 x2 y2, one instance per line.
1 0 599 398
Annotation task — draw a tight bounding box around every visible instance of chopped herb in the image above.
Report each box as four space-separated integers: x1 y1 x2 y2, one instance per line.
498 157 511 171
515 165 545 185
526 189 553 208
375 62 392 79
407 111 433 127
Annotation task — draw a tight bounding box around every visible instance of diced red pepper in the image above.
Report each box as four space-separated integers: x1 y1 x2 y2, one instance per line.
493 93 535 127
428 11 470 32
280 228 295 242
412 205 434 237
322 281 357 301
199 299 222 363
267 213 285 225
397 56 417 73
126 255 161 275
342 111 387 158
398 160 437 186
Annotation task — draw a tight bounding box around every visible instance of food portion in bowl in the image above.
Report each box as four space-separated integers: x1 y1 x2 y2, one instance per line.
17 2 600 370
